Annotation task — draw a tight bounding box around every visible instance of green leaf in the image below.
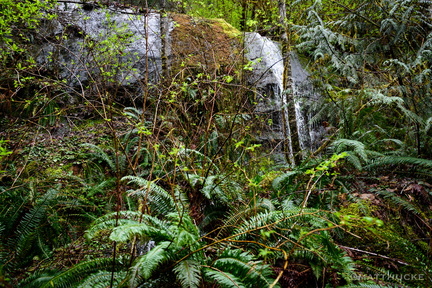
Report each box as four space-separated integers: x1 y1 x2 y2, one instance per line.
204 268 246 288
173 260 202 288
131 241 171 280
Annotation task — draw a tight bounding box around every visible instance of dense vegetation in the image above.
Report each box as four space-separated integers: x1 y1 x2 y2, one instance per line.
1 0 431 287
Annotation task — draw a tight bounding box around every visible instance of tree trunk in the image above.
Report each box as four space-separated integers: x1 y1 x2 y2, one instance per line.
278 0 300 166
160 0 170 79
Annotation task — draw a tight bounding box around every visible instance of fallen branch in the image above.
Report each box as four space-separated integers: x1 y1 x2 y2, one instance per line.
339 245 409 266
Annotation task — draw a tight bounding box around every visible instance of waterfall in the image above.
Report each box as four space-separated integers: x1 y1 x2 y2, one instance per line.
244 32 294 164
290 52 325 152
245 33 323 164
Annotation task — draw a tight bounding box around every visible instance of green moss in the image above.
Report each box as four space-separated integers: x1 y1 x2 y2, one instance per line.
22 161 43 178
209 18 242 38
44 166 68 179
72 119 105 133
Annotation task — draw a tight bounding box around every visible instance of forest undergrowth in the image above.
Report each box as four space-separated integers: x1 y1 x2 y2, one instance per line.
1 0 432 287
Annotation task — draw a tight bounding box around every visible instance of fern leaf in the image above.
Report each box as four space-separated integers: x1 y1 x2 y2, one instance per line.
109 223 171 243
202 175 226 202
18 270 60 288
331 139 368 163
365 156 432 172
40 258 116 288
91 210 143 225
339 285 397 288
173 259 202 288
178 148 219 172
272 171 301 190
123 107 142 121
122 176 177 214
77 271 127 288
233 210 283 240
218 205 253 237
375 189 422 215
86 219 140 240
345 153 363 170
203 268 246 288
81 143 116 171
14 189 59 261
424 117 432 134
129 241 171 280
214 250 274 287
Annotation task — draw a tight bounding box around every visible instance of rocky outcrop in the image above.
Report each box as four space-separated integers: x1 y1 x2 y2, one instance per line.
34 2 321 161
36 3 166 103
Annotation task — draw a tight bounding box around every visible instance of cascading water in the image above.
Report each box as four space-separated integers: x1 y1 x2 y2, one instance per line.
244 33 323 164
244 32 294 165
290 52 325 153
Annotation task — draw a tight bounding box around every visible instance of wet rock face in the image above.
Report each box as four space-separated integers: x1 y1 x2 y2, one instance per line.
35 3 243 103
244 34 324 159
36 3 165 93
243 32 286 157
290 52 325 152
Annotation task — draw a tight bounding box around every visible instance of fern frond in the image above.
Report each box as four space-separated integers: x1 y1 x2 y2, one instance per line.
178 148 219 172
218 199 275 237
123 107 142 121
81 143 116 172
165 212 201 248
122 176 177 214
339 284 399 288
424 117 432 134
213 249 274 287
85 219 140 240
272 171 301 191
14 189 59 261
203 267 246 288
314 232 356 282
233 210 283 240
345 153 363 170
331 139 368 163
16 189 58 237
375 189 422 215
85 178 116 197
109 222 172 243
128 241 171 281
202 175 227 203
365 156 432 172
77 271 127 288
173 259 202 288
280 198 299 211
39 258 117 288
18 270 60 288
91 210 143 225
